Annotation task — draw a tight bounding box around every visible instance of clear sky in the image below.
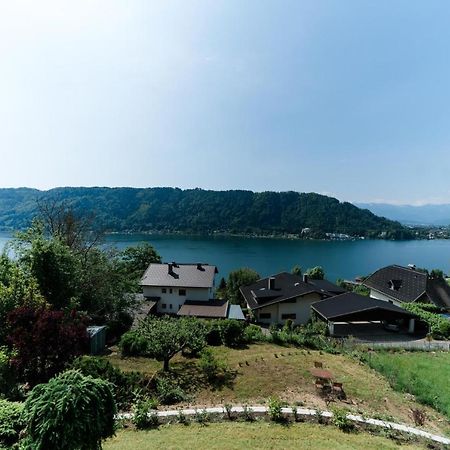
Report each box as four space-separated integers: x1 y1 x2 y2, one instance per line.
1 1 449 205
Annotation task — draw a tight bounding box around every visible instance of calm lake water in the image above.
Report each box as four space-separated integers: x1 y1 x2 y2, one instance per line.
2 231 449 282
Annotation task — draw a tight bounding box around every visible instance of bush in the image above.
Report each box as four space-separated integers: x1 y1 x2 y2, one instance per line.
219 320 246 347
133 397 160 429
0 399 24 447
156 377 187 405
21 370 116 450
332 408 354 433
243 324 265 343
119 330 150 356
198 348 227 382
267 397 286 423
71 356 146 409
0 347 19 400
205 321 222 346
402 303 450 339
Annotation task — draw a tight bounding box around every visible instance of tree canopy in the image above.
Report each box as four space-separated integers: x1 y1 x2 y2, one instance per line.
226 268 260 305
21 370 116 450
0 187 412 239
136 316 207 371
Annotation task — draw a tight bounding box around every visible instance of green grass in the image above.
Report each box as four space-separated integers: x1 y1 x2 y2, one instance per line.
366 351 450 419
105 343 450 435
104 423 424 450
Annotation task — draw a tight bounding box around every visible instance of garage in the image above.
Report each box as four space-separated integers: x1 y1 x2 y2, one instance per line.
311 292 418 338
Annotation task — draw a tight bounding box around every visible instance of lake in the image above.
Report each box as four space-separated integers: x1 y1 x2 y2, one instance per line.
2 231 450 281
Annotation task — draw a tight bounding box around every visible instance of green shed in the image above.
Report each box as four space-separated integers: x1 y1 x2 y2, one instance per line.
86 326 107 355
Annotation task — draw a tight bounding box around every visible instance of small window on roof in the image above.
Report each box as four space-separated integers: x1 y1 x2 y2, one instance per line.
389 279 402 291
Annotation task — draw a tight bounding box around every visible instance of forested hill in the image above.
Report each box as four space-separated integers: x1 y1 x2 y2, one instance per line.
0 187 412 239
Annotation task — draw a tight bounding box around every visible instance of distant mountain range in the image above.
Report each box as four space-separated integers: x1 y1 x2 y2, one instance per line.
0 187 411 239
357 203 450 226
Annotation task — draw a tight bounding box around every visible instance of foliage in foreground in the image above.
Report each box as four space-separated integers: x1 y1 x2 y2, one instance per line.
7 306 88 385
21 370 116 450
71 356 148 409
401 303 450 339
0 399 24 448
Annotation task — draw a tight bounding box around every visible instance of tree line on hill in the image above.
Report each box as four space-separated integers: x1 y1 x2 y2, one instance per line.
0 187 412 239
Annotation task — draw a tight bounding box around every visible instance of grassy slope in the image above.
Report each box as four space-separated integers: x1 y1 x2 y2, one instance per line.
104 423 423 450
366 351 450 420
106 343 450 435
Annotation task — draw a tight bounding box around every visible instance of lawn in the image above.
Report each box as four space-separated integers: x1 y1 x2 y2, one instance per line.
104 423 424 450
366 351 450 420
105 343 450 435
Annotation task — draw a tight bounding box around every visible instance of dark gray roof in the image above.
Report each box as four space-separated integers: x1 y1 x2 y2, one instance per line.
362 265 428 303
141 263 217 288
308 279 346 295
240 272 330 310
177 299 228 318
312 292 417 322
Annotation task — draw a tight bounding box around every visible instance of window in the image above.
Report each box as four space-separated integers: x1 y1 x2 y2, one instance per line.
161 304 167 309
179 289 186 296
259 313 271 319
169 304 172 310
162 288 167 294
281 313 296 320
169 289 173 294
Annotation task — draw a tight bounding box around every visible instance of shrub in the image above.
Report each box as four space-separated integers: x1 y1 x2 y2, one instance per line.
410 408 426 427
199 348 227 382
119 330 149 357
7 307 88 385
21 370 116 450
0 347 19 400
267 397 286 423
206 321 223 346
243 324 265 343
71 356 146 409
156 377 187 405
242 405 255 422
0 399 24 447
194 409 210 425
219 320 246 347
332 408 354 433
133 397 160 429
402 303 450 339
177 409 189 425
224 403 234 421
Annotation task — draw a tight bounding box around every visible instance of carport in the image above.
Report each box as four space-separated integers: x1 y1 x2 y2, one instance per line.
311 292 418 337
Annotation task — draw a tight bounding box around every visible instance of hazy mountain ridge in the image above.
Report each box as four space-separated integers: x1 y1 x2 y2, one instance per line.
0 187 410 239
357 203 450 226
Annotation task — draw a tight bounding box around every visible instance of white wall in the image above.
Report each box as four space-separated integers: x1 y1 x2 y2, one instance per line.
369 289 401 307
143 285 212 314
254 292 323 325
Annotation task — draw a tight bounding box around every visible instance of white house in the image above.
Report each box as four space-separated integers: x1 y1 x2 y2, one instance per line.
239 272 341 325
140 262 244 320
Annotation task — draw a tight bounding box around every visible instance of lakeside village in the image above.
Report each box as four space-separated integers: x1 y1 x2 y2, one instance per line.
136 261 450 341
2 229 450 449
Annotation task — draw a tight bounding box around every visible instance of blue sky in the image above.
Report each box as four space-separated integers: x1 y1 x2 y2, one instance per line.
1 1 449 205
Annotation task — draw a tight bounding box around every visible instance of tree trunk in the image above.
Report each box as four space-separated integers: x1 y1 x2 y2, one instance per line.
163 357 170 372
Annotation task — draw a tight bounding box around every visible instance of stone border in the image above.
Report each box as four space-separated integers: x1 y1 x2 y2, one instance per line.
117 405 450 445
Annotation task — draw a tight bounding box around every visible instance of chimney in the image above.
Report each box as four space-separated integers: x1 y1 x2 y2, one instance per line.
303 274 308 283
268 277 275 290
197 263 203 270
168 263 173 274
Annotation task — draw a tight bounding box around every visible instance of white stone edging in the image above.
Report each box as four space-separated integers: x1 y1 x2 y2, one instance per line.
116 405 450 445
